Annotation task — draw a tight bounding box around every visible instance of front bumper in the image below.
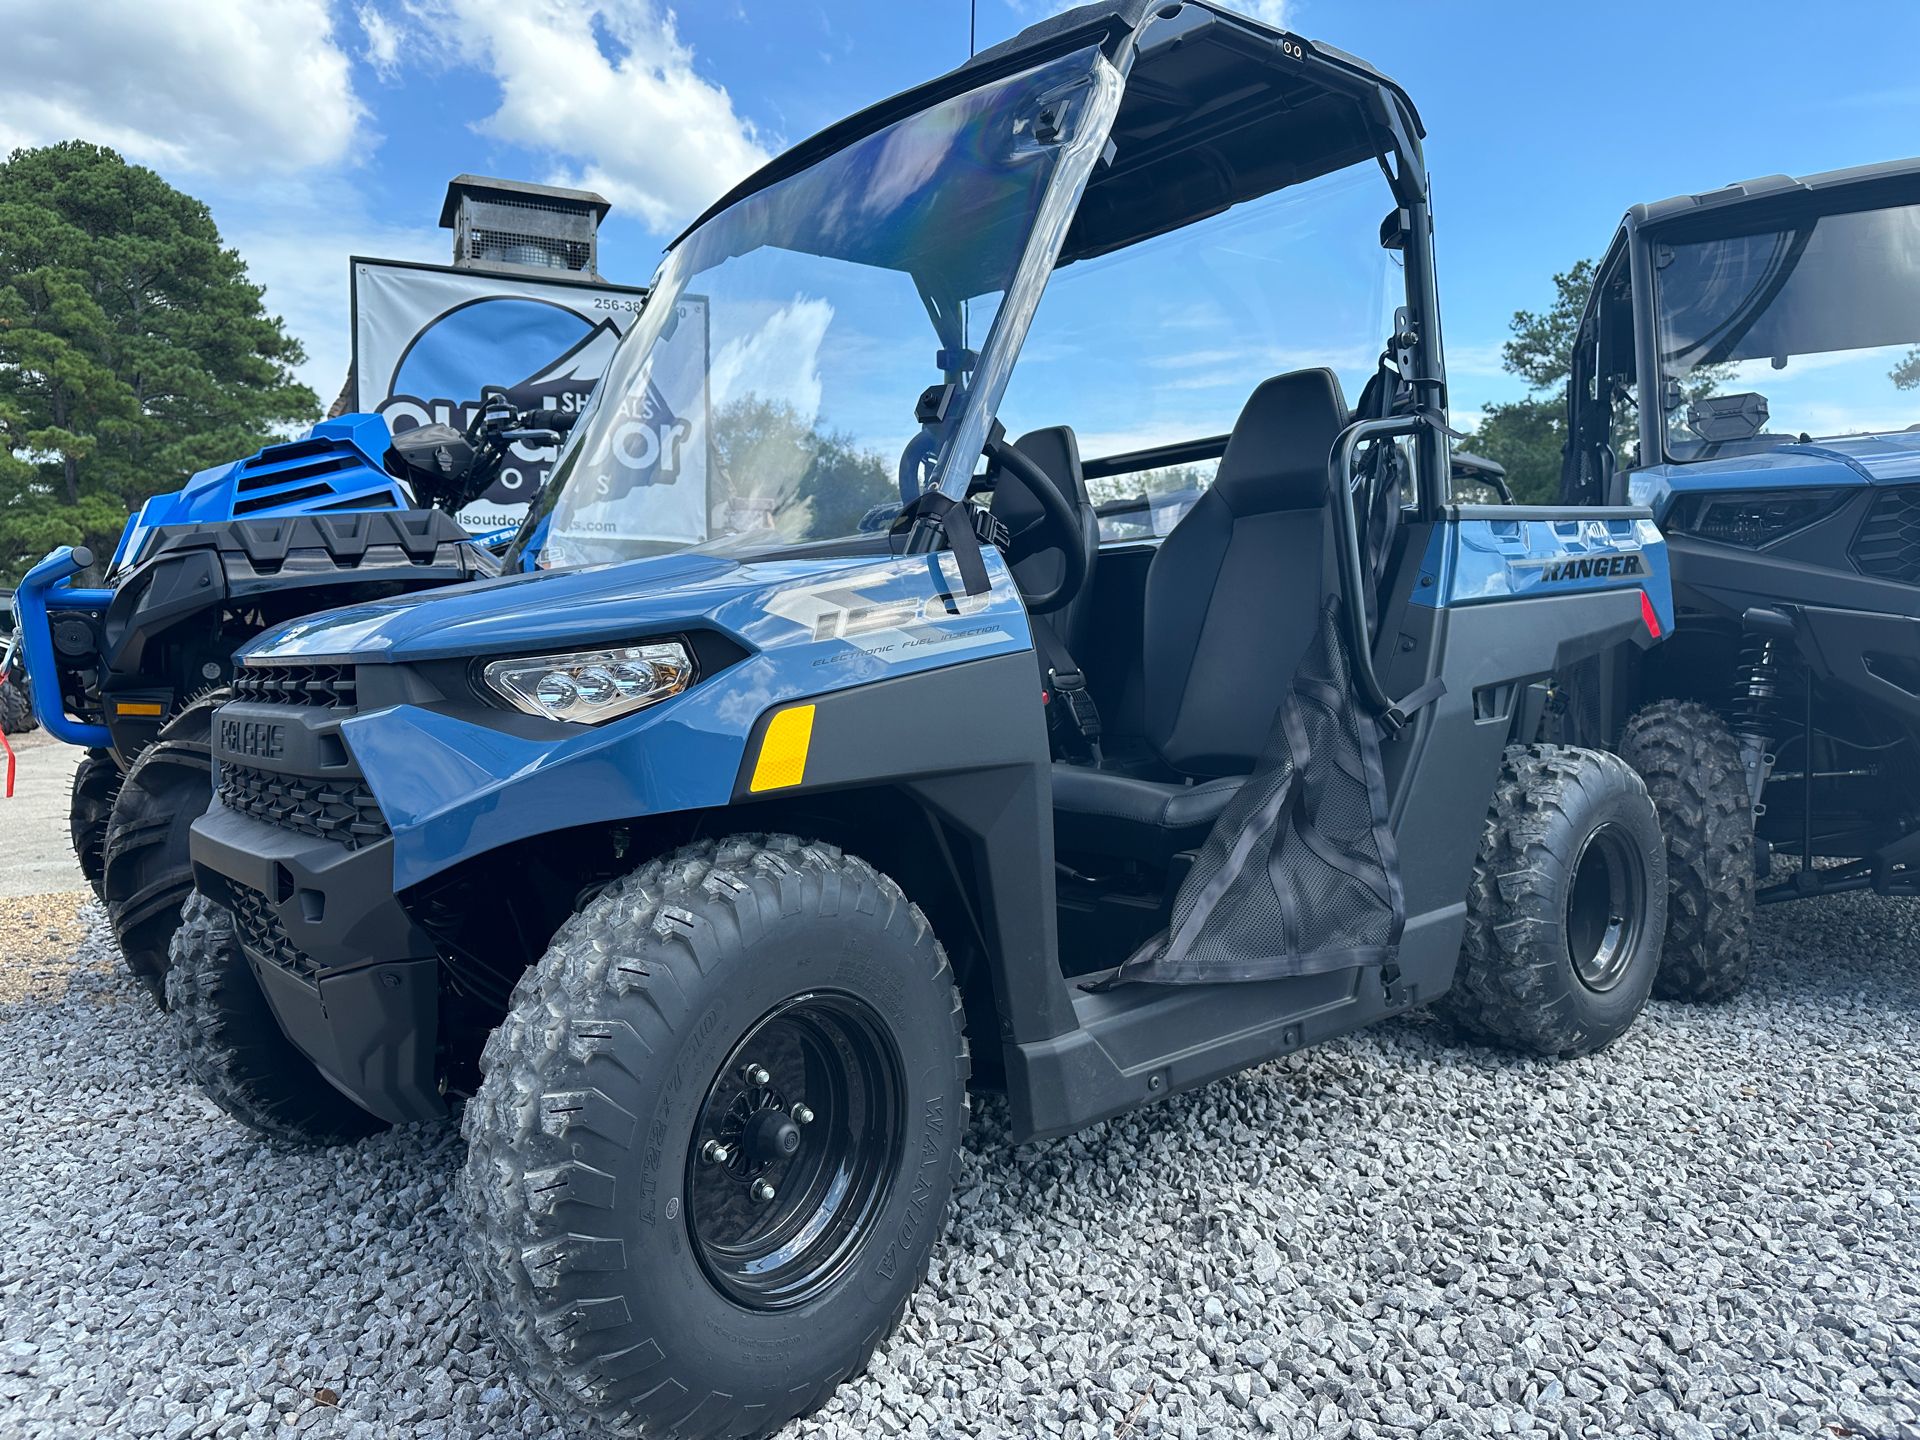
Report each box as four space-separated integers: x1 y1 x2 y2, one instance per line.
189 692 445 1126
13 547 111 747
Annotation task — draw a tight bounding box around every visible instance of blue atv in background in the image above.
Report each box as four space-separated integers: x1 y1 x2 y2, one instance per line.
5 393 568 1001
176 6 1674 1435
1562 160 1920 1001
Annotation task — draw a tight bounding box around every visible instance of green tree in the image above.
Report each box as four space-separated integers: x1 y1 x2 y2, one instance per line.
0 142 318 581
1894 348 1920 391
1470 259 1596 505
1472 397 1569 504
710 396 893 539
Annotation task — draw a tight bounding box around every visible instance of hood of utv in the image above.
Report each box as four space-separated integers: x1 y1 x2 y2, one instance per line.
238 547 946 664
1633 429 1920 521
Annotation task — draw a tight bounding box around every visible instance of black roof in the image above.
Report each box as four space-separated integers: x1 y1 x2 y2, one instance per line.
439 174 612 229
673 1 1424 255
1630 156 1920 232
960 0 1417 113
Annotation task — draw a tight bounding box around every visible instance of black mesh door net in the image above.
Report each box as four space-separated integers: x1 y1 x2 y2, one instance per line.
1110 597 1403 986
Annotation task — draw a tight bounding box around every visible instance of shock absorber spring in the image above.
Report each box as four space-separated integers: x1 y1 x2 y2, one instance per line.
1730 637 1782 811
1731 638 1783 740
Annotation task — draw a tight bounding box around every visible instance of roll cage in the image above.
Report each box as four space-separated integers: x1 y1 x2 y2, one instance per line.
673 0 1452 521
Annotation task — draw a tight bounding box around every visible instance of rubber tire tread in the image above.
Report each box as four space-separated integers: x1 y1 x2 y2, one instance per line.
0 672 35 735
103 693 222 1007
1437 744 1666 1059
460 834 970 1440
70 748 120 900
167 892 389 1147
1618 699 1755 1002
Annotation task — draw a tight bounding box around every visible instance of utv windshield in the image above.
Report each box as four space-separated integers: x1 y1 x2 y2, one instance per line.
509 48 1115 571
1654 198 1920 460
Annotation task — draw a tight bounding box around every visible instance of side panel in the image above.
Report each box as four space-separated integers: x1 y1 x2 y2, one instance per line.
1388 503 1666 997
731 653 1077 1046
1413 507 1674 635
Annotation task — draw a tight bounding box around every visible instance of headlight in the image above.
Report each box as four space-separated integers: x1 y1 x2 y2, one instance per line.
483 641 693 724
1669 488 1846 548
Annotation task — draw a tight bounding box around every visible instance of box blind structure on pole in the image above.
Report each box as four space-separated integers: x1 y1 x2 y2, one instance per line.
440 174 612 278
349 175 655 532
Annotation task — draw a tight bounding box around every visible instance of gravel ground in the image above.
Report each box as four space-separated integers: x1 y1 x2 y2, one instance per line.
0 891 94 1006
2 893 1916 1440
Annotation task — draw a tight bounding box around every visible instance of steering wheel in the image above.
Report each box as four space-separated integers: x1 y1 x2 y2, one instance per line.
983 435 1088 614
896 430 941 506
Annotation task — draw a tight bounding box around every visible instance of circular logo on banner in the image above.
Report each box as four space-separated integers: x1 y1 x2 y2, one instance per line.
379 296 628 512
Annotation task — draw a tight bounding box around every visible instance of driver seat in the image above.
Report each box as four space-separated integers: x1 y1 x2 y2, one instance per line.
1050 369 1350 862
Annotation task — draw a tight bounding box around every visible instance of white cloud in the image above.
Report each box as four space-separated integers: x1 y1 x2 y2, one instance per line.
221 200 446 408
358 4 404 80
1442 342 1509 381
394 0 770 233
709 296 834 421
0 0 365 176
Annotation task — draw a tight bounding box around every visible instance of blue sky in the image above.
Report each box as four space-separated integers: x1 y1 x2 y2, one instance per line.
5 0 1919 434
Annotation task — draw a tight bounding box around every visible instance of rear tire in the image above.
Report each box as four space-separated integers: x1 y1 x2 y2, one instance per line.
1618 699 1755 1002
103 693 220 1007
167 893 389 1147
70 748 120 900
1439 745 1666 1058
460 834 970 1440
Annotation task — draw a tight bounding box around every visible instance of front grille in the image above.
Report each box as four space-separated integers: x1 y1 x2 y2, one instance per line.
230 884 320 982
1851 489 1920 584
232 664 358 709
218 762 390 849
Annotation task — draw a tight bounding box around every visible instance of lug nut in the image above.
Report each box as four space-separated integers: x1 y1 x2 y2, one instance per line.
741 1063 770 1087
749 1178 777 1205
791 1103 814 1126
701 1140 732 1166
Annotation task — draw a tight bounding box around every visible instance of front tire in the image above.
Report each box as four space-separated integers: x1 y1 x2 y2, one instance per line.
1618 700 1755 1002
461 835 969 1440
103 693 220 1006
1439 745 1666 1058
69 748 120 900
167 893 389 1147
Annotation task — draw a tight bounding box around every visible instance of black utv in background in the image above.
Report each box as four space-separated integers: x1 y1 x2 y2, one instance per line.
1562 159 1920 999
0 590 35 735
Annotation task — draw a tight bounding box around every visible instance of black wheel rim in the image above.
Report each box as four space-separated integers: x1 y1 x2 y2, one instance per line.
1566 822 1644 993
687 992 905 1311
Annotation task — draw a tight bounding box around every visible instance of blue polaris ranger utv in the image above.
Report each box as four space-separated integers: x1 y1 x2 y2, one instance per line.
6 394 567 1000
1561 159 1920 1001
177 5 1673 1434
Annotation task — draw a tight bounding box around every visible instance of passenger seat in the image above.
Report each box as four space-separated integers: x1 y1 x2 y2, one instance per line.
1049 370 1350 862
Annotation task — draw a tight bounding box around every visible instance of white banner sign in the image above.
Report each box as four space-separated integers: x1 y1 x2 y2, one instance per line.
545 294 712 558
350 258 649 530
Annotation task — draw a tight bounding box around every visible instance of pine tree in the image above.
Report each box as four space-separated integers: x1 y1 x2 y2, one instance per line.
1471 261 1596 505
0 142 318 579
